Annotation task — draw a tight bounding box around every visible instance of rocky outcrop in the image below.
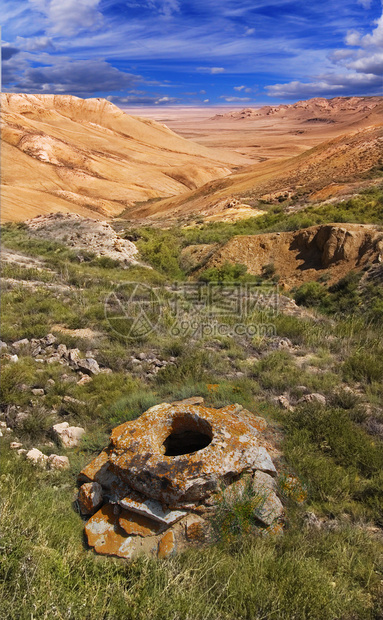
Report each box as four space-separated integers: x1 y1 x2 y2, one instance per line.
202 223 383 287
78 399 284 560
25 213 139 265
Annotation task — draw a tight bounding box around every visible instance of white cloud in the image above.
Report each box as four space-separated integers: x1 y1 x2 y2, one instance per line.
357 0 372 8
29 0 103 36
234 85 246 91
197 67 225 74
15 35 55 51
220 95 251 102
203 98 209 102
267 7 383 98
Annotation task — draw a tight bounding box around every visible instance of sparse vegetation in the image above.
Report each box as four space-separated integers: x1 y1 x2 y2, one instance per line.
1 188 383 619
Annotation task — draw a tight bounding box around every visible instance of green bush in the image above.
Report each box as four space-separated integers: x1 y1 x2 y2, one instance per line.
295 281 328 307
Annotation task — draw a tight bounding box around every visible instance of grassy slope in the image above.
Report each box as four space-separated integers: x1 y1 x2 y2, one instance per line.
1 198 383 619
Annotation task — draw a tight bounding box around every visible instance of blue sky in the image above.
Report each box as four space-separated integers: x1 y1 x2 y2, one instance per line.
1 0 383 106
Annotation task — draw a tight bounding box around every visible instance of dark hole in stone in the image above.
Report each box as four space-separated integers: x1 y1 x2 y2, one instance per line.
164 430 212 456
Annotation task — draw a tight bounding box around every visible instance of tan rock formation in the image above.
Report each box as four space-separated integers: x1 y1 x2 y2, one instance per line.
78 399 284 561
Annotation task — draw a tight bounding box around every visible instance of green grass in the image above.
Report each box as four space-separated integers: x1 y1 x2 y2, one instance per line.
1 449 382 620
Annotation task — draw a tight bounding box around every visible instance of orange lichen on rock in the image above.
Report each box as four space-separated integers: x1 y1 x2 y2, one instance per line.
78 398 286 560
157 530 176 559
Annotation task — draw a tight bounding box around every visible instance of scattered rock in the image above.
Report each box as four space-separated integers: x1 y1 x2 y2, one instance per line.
31 388 45 396
298 393 326 406
77 358 100 375
0 341 8 351
275 394 294 412
43 333 57 346
9 354 18 363
78 482 104 515
26 448 48 466
12 338 29 351
48 454 70 470
57 344 68 358
10 442 23 450
15 412 30 427
77 374 93 386
46 379 56 387
52 422 85 447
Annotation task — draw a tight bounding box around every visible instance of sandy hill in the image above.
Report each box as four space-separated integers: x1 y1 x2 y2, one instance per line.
212 96 383 127
126 123 383 223
1 94 245 222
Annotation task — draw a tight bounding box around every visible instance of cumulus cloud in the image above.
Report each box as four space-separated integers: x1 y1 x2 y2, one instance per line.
197 67 225 74
15 35 55 51
267 7 383 98
11 59 140 96
30 0 103 36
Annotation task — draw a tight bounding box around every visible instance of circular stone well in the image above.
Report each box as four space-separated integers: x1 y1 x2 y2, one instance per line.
77 399 285 560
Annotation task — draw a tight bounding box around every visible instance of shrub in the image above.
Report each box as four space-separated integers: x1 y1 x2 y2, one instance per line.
295 281 328 307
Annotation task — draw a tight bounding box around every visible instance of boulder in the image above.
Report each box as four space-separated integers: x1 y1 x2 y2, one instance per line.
77 358 100 375
26 448 48 466
298 393 326 406
52 422 85 447
48 454 70 470
12 338 29 351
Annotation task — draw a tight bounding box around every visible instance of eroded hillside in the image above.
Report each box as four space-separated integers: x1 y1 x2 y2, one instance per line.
125 124 383 224
1 94 247 222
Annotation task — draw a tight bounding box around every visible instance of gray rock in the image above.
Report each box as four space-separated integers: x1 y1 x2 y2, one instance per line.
77 358 100 375
56 344 68 358
43 333 57 346
30 339 42 356
68 348 81 364
12 338 29 351
138 352 147 360
0 341 8 351
299 393 326 406
31 388 45 396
